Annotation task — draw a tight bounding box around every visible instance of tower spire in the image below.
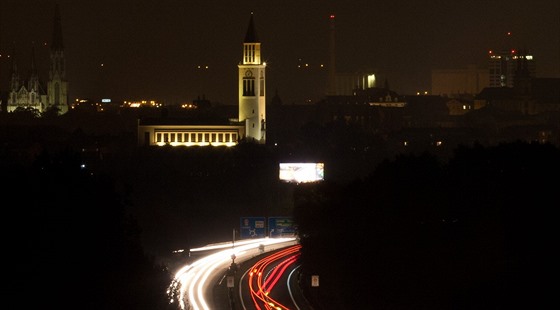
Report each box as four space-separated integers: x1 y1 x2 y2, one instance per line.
10 42 19 91
244 12 259 43
30 43 36 74
47 3 68 114
29 43 39 92
52 3 64 50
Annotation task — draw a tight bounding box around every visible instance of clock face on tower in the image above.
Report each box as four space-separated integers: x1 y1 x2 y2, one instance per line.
245 69 253 77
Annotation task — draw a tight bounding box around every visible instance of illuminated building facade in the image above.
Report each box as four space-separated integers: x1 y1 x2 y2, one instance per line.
6 4 68 115
137 122 245 147
488 49 535 88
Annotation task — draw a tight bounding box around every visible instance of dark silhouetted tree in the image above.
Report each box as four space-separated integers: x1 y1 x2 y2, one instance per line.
3 149 174 310
295 141 560 309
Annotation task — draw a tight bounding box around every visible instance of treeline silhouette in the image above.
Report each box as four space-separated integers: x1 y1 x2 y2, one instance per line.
3 109 559 309
2 149 174 310
294 141 560 309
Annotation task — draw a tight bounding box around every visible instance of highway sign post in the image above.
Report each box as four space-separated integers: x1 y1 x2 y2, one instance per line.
268 216 296 237
239 216 266 239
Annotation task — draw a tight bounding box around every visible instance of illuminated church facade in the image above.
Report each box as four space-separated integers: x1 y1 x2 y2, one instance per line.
5 4 69 116
137 13 266 147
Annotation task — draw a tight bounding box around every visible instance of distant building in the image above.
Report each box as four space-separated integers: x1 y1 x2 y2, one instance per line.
431 48 538 97
431 65 489 97
476 54 560 115
475 78 560 116
137 118 245 147
137 13 266 147
471 54 560 145
488 49 535 88
333 72 377 96
445 96 475 116
5 4 69 116
325 14 377 97
314 83 408 133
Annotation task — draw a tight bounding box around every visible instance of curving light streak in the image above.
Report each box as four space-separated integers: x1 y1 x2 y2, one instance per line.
263 254 299 293
169 237 297 310
189 238 274 253
287 265 303 309
248 245 302 310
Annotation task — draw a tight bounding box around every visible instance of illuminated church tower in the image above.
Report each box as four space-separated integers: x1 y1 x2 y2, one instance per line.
238 13 266 143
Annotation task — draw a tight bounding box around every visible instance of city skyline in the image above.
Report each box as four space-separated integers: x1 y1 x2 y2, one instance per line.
1 0 559 105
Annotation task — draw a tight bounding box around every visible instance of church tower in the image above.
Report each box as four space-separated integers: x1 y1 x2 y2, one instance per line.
9 45 20 96
238 13 266 143
6 45 21 113
6 44 47 113
47 3 68 115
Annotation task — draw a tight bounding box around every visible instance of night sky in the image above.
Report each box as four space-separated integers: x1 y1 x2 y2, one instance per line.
1 0 559 106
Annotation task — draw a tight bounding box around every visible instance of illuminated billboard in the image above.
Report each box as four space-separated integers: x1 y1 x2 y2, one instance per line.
279 163 324 183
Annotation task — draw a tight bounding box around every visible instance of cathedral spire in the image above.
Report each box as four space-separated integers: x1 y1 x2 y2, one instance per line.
51 3 64 50
29 43 39 91
30 43 36 74
10 43 19 91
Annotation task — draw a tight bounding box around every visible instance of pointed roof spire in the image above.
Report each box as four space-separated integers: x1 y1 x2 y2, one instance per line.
51 3 64 50
10 42 18 74
30 43 37 74
244 12 259 43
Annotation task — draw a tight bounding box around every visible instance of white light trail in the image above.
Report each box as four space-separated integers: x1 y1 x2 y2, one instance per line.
169 237 297 310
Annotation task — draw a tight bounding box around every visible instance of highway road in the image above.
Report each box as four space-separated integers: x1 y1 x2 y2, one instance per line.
237 244 312 310
167 237 299 310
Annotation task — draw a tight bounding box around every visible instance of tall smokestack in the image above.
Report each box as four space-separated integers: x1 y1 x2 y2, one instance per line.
327 14 336 96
